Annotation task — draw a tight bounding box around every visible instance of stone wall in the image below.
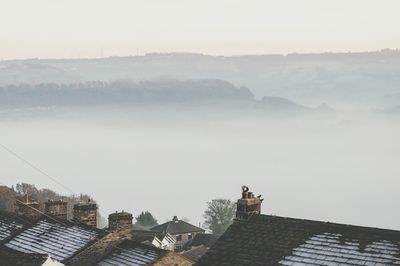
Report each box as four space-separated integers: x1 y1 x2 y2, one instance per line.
108 211 133 231
73 202 97 227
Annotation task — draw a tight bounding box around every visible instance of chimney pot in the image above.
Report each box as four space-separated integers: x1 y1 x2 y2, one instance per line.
236 186 262 220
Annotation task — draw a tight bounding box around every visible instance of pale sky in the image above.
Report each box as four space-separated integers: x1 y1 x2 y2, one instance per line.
1 0 400 59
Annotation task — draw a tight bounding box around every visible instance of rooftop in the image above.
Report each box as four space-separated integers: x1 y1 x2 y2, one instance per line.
150 216 204 235
96 239 167 266
181 245 209 263
183 233 219 250
2 216 105 263
0 212 29 241
196 214 400 266
132 229 175 244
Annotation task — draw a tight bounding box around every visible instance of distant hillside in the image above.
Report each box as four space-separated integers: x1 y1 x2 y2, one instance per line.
1 50 400 106
259 96 308 112
0 79 334 115
0 79 253 108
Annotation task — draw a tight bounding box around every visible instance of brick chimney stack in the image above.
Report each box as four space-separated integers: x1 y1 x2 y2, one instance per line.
16 194 41 220
236 186 263 220
45 199 68 220
108 211 133 231
73 199 97 227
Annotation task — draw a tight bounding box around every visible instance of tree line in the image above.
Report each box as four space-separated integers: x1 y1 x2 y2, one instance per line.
1 183 236 234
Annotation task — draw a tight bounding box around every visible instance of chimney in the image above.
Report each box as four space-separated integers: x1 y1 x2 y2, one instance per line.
45 199 68 220
17 194 41 220
108 211 133 231
73 200 97 227
236 186 262 220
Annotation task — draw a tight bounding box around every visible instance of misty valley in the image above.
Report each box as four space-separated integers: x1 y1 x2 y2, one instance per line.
3 1 400 264
1 69 399 230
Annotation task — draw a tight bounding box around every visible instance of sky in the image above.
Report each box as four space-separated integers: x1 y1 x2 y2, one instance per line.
1 0 400 59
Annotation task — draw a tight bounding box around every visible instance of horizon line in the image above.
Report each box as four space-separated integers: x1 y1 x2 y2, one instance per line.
1 48 400 62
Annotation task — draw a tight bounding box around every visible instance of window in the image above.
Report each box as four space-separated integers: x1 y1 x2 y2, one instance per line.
176 234 182 241
188 233 193 240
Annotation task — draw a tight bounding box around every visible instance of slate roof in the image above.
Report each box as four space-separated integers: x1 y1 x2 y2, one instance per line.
183 233 219 250
0 212 29 241
132 229 169 243
196 214 400 266
180 233 219 262
96 239 167 266
2 216 105 263
180 245 209 263
150 216 205 235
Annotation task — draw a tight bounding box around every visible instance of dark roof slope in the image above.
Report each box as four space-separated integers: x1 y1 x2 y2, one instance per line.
181 245 209 263
66 231 123 266
0 245 48 266
95 239 168 266
150 216 204 235
197 214 400 266
183 234 219 250
132 229 168 243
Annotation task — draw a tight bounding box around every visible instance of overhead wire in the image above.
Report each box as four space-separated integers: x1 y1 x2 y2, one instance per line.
0 142 114 219
0 146 175 265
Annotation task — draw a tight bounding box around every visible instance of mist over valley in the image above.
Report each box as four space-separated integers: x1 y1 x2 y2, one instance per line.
1 62 399 228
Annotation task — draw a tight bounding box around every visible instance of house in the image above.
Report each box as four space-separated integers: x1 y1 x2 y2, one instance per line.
150 216 205 251
0 198 105 265
106 210 177 251
0 216 106 264
0 201 186 265
132 229 176 251
196 186 400 265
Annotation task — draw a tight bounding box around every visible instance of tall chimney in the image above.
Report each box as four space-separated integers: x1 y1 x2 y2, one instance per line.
108 211 133 231
73 200 97 227
45 200 68 220
236 186 262 220
16 194 41 220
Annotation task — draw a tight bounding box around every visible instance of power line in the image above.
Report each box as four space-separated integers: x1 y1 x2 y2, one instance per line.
0 143 75 195
0 143 111 220
0 145 175 264
0 133 179 264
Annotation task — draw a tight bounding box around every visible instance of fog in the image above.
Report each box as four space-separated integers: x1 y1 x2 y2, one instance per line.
1 52 399 230
1 107 399 229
